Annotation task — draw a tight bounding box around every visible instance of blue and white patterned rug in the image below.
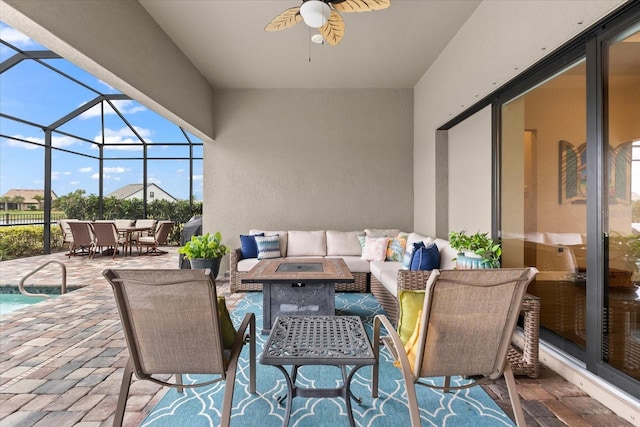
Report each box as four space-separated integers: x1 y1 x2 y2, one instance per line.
141 293 515 427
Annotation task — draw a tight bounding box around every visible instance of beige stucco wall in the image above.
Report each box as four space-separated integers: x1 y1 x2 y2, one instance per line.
447 106 493 234
413 0 625 237
0 0 214 142
205 89 414 255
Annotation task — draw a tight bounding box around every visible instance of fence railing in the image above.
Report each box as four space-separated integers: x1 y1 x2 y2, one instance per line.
0 212 67 226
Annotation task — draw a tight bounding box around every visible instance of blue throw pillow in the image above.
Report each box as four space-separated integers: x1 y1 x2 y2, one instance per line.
240 233 264 259
410 243 440 271
403 241 424 269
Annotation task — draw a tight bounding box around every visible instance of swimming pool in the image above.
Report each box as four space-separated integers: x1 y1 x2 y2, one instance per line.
0 293 52 315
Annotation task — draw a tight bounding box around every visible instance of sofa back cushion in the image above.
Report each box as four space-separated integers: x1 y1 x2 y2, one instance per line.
287 230 327 256
365 228 401 238
433 238 458 269
326 230 364 256
250 230 288 257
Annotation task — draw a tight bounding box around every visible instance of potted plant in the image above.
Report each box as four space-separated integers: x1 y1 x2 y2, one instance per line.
177 231 231 277
448 230 502 269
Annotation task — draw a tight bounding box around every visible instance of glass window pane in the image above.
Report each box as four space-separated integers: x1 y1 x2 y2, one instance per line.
604 29 640 381
501 59 587 350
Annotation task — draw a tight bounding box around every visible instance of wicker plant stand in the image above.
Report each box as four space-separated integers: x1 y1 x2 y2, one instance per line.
370 270 541 378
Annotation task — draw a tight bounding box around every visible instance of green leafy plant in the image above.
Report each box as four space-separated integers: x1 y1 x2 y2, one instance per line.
177 232 230 260
448 230 502 268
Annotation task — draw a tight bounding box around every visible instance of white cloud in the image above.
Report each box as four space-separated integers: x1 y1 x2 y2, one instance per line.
91 173 100 180
79 99 147 120
104 167 128 173
79 167 93 173
193 174 203 181
3 134 77 150
0 25 35 49
69 181 80 185
91 126 152 151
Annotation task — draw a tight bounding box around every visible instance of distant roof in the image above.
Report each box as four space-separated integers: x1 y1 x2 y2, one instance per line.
106 183 176 201
1 189 58 202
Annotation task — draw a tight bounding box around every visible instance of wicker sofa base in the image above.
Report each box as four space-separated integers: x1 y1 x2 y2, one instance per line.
370 272 541 379
231 269 368 293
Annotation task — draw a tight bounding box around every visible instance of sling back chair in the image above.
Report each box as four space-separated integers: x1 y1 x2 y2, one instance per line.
67 221 94 257
137 220 174 255
103 268 256 427
90 222 125 259
373 267 537 427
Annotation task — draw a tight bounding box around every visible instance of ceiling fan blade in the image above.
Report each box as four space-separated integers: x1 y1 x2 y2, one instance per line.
331 0 390 13
265 7 303 31
320 10 345 46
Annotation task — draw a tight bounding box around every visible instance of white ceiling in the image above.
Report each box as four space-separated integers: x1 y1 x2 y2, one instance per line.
139 0 481 89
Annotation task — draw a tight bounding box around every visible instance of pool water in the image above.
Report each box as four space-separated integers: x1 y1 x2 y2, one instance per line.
0 293 53 315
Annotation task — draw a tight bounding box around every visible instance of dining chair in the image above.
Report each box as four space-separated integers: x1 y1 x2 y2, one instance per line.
67 221 94 258
137 221 174 255
373 267 538 427
90 221 125 259
103 268 256 427
58 219 76 254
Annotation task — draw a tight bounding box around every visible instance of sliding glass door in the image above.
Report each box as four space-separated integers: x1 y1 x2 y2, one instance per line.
499 10 640 394
603 27 640 382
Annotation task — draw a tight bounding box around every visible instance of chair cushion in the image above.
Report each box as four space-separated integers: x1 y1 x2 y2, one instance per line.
217 296 237 349
287 230 326 256
240 233 264 259
433 238 458 269
386 235 407 262
361 236 389 262
237 258 260 272
326 230 363 256
255 235 281 260
410 243 440 270
397 290 426 345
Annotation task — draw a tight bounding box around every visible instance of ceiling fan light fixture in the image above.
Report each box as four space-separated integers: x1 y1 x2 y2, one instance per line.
300 0 331 28
311 33 325 44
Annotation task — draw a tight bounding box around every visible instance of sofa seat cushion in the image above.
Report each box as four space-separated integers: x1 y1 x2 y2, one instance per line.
370 261 403 297
250 230 288 257
287 230 326 256
326 230 363 256
326 256 370 273
237 258 260 272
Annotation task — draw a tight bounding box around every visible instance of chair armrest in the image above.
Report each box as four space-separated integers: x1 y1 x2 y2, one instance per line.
371 314 420 418
397 270 433 292
229 248 243 268
228 312 256 393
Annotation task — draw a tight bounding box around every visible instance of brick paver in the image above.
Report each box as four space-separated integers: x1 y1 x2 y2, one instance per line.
0 247 636 426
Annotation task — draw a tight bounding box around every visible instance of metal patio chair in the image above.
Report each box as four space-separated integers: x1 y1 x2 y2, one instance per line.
137 220 174 255
373 267 538 427
103 268 256 427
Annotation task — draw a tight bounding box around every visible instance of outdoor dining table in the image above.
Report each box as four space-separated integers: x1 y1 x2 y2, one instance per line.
116 225 153 256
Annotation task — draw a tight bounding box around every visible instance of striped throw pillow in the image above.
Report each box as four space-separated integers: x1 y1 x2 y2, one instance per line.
255 234 281 260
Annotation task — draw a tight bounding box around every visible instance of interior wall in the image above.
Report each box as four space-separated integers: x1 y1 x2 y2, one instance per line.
206 89 414 258
413 0 625 237
0 0 215 141
447 106 493 233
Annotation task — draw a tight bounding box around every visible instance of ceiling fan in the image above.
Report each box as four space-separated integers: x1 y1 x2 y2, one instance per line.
265 0 391 46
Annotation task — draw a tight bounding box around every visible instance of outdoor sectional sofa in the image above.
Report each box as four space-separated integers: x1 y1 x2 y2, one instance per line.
229 228 458 323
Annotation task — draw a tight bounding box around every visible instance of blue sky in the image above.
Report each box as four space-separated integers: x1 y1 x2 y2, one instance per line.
0 22 203 201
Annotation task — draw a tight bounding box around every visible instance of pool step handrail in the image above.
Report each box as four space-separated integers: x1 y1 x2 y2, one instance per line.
19 261 67 299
